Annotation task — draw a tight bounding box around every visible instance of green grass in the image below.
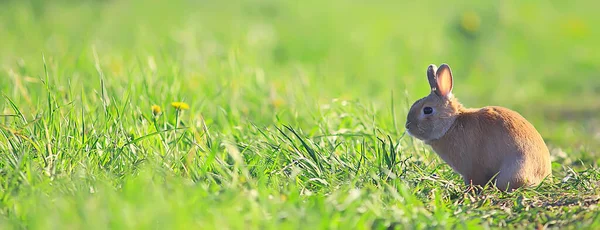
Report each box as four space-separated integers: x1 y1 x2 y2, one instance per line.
1 0 599 229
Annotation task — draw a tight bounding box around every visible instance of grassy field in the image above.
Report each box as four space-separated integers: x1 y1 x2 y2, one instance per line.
1 0 599 229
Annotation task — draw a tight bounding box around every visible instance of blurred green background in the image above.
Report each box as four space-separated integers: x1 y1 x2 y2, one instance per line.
1 0 599 228
2 0 598 151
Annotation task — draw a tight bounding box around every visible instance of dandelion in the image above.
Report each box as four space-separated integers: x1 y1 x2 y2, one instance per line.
461 11 481 33
270 98 284 109
149 104 166 145
151 105 162 116
171 102 189 130
171 102 190 110
561 18 588 38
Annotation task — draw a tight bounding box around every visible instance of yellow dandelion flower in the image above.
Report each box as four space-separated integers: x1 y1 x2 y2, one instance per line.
271 98 284 109
561 18 588 38
461 11 481 33
171 102 190 110
151 105 162 116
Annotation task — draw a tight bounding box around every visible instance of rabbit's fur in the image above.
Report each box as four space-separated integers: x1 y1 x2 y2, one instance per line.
405 64 551 191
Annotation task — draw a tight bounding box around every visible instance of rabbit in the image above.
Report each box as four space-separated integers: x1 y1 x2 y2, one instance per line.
404 63 552 191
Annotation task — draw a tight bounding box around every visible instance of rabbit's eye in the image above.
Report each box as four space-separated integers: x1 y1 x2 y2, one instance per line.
423 107 433 115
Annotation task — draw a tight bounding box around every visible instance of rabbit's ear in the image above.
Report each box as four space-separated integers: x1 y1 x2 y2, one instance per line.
435 63 453 97
427 64 438 91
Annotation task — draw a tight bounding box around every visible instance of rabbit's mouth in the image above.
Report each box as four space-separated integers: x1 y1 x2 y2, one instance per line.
405 128 413 137
406 129 428 141
405 122 417 138
405 126 431 142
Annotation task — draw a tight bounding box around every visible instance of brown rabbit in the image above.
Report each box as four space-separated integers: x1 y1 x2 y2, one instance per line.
405 63 552 191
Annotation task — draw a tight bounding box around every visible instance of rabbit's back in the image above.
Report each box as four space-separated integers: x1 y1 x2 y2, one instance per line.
466 106 548 156
471 106 551 182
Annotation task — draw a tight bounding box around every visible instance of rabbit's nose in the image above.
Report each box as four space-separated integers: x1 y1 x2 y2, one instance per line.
405 122 411 129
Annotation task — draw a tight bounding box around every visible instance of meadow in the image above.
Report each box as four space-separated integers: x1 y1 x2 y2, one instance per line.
0 0 599 229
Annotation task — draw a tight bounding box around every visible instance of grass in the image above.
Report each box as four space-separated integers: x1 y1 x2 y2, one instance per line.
0 0 599 229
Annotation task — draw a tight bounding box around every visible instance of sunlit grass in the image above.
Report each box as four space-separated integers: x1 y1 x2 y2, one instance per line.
0 0 599 229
